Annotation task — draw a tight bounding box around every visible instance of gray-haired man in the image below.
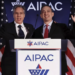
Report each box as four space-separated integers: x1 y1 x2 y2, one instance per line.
0 5 34 75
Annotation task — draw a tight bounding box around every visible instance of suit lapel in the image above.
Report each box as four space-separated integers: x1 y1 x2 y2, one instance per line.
11 22 33 38
24 24 33 38
26 31 32 38
40 25 44 38
48 22 56 37
10 22 19 38
39 22 56 38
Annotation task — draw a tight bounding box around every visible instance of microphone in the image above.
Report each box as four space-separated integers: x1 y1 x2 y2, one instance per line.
35 14 39 29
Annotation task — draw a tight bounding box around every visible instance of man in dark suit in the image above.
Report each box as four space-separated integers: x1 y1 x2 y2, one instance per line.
33 6 75 39
32 5 74 75
0 5 34 75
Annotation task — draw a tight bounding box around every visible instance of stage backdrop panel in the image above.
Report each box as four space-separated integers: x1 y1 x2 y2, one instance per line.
4 0 71 28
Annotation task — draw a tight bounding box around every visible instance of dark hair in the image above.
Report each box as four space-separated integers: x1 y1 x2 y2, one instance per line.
41 5 53 14
13 5 25 14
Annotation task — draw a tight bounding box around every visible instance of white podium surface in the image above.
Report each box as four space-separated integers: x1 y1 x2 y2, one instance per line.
15 39 61 75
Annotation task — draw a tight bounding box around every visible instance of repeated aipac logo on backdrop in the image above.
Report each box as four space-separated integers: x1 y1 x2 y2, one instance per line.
11 0 63 11
11 0 25 6
11 0 25 11
27 40 48 46
29 64 49 75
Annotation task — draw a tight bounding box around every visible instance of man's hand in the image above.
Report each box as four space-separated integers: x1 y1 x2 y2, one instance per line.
71 15 75 22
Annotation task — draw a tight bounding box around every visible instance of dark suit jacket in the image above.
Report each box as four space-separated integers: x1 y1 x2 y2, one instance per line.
32 22 75 39
0 21 34 67
0 21 34 39
32 22 73 74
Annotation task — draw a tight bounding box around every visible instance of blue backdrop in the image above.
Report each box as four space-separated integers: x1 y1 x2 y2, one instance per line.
4 0 71 29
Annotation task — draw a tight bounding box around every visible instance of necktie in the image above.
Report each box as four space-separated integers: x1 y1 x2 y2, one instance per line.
18 25 24 38
44 25 49 38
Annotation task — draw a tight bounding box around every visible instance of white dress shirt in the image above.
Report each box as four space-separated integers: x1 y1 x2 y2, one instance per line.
42 20 53 37
14 21 27 38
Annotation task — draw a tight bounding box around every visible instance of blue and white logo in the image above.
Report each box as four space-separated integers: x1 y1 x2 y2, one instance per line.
27 41 49 47
29 64 49 75
24 54 54 61
11 0 25 11
11 0 25 6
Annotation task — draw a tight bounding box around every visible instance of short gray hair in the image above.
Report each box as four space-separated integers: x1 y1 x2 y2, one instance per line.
13 5 26 14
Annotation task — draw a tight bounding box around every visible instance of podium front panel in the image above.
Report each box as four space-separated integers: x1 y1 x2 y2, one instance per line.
15 39 61 75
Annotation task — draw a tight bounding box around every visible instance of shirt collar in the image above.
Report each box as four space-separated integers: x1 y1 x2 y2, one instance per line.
43 20 53 27
14 21 24 28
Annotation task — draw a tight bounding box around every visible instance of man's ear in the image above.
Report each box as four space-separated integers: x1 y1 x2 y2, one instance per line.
24 14 25 18
13 14 14 18
40 14 42 18
52 12 54 17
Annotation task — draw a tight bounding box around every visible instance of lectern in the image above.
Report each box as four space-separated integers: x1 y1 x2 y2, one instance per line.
14 39 62 75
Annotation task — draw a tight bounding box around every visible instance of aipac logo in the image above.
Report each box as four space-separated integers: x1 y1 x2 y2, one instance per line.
27 41 33 46
29 64 49 75
11 0 63 11
27 40 48 46
11 0 25 11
